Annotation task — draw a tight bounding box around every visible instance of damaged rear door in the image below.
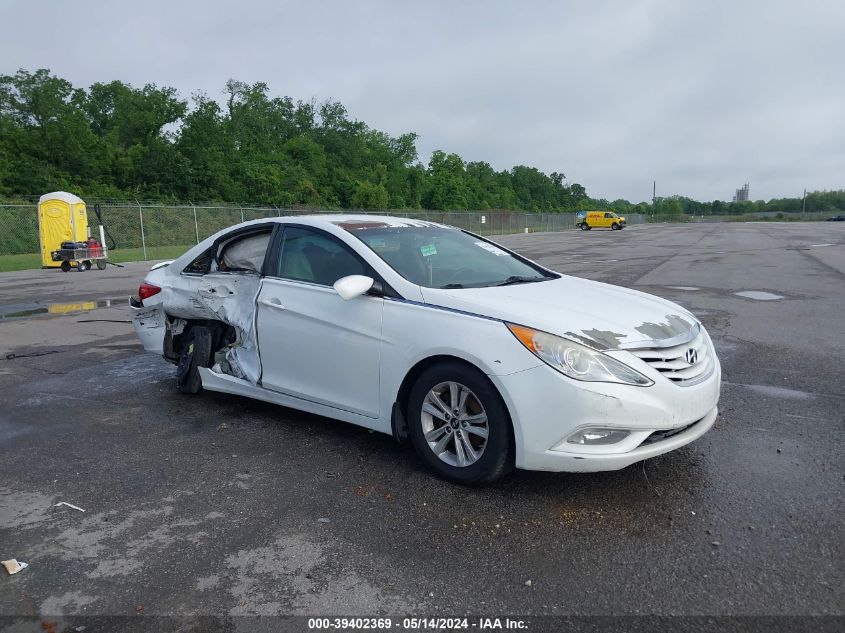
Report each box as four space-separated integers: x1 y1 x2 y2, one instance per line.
189 225 275 383
256 225 384 418
196 272 263 382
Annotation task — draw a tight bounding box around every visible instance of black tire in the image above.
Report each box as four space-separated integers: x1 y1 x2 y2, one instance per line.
407 361 514 485
611 223 619 230
60 261 71 272
96 259 107 270
78 260 91 272
580 222 589 231
176 326 212 394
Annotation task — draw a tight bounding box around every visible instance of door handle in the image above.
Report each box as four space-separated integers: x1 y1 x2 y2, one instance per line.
259 297 286 310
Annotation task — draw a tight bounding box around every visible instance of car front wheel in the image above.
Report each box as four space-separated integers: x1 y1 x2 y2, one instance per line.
580 222 590 231
407 362 513 485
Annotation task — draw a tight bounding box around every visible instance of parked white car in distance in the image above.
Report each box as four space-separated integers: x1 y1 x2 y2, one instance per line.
130 215 720 484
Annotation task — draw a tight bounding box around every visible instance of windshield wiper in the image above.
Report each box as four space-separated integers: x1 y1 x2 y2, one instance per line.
440 283 465 289
494 275 547 287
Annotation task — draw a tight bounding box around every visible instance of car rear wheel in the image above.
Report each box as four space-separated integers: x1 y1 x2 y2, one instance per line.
176 326 212 394
407 361 513 485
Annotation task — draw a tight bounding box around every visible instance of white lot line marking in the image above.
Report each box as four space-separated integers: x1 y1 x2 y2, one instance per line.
723 382 815 400
785 413 827 421
810 243 834 247
54 501 85 512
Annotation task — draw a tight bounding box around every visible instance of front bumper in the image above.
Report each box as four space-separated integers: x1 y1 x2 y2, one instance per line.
490 357 721 472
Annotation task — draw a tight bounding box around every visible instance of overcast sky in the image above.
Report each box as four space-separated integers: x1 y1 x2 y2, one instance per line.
2 0 842 202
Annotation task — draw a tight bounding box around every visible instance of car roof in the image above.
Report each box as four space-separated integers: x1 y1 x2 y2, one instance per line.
279 214 449 229
168 214 449 270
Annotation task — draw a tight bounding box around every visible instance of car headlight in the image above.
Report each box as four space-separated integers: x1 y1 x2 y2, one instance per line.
506 323 653 386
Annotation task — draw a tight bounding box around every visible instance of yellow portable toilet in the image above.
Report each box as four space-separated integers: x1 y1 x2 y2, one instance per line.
38 191 89 268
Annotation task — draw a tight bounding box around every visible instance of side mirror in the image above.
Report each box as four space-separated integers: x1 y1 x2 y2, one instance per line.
333 275 375 300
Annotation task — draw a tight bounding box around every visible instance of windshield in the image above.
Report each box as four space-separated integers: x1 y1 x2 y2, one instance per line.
347 225 556 289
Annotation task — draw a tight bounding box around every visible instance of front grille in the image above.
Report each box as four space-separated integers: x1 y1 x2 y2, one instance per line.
627 325 714 386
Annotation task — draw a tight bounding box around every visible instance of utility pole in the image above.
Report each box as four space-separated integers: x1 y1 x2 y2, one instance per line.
652 180 656 219
802 189 807 217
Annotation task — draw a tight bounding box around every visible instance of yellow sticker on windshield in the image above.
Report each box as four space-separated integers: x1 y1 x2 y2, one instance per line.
420 244 437 257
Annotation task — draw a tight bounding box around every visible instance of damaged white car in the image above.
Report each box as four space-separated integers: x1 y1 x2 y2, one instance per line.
130 215 720 484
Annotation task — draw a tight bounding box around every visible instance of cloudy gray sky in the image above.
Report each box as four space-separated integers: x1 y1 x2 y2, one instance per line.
2 0 842 202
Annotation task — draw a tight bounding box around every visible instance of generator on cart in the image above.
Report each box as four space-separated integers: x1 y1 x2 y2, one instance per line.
38 191 110 272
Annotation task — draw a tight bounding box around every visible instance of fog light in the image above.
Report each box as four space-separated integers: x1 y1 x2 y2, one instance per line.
566 428 630 445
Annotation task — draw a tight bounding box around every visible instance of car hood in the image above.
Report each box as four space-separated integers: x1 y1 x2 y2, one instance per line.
419 275 698 350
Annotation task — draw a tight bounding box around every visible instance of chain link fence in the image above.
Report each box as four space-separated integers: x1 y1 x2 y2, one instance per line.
2 201 832 264
1 203 40 256
0 202 650 261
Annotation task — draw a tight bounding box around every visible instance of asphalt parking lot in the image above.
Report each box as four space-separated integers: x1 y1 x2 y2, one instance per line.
0 222 843 628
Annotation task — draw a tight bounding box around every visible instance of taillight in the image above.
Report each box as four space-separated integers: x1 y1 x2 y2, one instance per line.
138 283 162 302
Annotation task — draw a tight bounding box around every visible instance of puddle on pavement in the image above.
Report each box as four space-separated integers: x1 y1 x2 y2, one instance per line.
734 290 784 301
0 298 125 320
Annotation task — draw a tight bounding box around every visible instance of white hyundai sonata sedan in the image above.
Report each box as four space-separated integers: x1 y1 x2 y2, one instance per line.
130 215 720 484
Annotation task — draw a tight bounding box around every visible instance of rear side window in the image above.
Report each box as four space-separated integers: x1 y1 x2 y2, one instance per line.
219 231 272 273
184 248 214 274
275 227 367 286
183 228 273 276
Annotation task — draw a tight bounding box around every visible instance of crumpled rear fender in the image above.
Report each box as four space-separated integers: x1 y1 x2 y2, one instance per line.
130 297 166 354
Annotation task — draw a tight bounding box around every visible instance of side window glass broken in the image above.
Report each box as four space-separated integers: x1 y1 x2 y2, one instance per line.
184 248 215 274
218 230 272 274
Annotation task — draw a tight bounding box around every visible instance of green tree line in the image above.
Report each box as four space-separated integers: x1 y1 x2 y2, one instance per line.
2 69 842 215
601 192 845 217
0 69 588 211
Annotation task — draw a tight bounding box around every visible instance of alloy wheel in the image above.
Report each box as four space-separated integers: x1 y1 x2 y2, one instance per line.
421 381 489 467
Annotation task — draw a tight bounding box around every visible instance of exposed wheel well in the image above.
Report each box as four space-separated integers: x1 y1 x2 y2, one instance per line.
164 318 233 364
392 355 515 456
